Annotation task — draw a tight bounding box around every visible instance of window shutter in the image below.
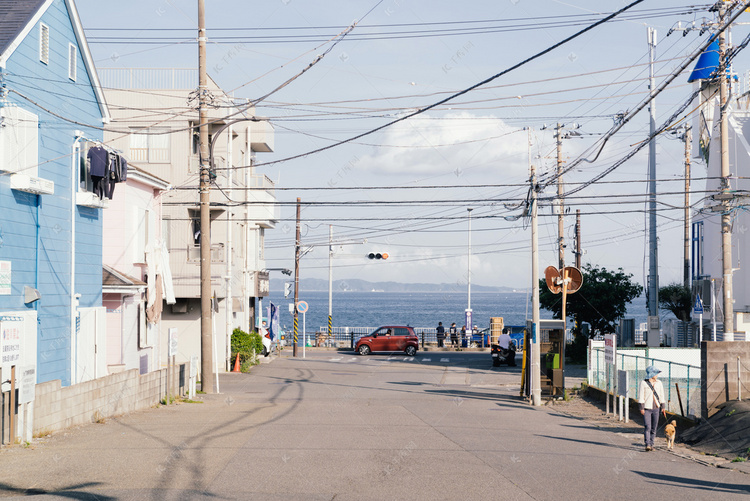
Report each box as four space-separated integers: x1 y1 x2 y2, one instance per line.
40 24 49 64
68 43 77 81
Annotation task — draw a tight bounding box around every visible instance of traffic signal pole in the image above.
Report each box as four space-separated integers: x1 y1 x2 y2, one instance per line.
328 225 333 343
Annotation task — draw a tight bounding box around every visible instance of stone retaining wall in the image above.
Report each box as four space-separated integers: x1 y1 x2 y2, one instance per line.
32 364 186 434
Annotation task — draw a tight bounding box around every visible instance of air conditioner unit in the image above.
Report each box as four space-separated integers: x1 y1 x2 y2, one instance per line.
76 191 109 209
10 173 54 195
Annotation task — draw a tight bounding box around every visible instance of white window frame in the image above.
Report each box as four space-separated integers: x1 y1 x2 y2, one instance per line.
68 43 77 81
130 128 170 163
39 24 49 64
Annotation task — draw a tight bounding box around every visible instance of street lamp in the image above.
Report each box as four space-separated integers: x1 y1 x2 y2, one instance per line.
466 208 473 342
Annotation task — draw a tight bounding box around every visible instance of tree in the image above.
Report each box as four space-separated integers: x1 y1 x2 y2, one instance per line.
658 283 691 322
539 263 643 339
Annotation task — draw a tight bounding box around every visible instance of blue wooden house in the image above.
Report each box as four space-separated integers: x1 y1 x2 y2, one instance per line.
0 0 110 386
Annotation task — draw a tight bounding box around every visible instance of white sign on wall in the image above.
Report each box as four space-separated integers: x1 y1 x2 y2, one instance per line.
1 317 22 369
0 261 11 295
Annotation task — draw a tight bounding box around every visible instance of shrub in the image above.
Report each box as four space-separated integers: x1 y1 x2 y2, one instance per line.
231 328 264 367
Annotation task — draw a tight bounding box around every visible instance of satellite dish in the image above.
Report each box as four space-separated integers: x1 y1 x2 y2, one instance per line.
545 266 561 294
562 266 583 294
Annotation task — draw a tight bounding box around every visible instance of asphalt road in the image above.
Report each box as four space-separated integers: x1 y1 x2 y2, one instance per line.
1 350 749 500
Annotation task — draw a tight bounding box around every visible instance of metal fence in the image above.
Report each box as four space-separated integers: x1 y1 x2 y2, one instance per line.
588 346 702 418
315 326 490 348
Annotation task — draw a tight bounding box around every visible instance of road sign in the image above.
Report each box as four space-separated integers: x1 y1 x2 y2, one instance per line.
168 328 178 357
604 334 616 365
296 301 308 314
693 294 704 315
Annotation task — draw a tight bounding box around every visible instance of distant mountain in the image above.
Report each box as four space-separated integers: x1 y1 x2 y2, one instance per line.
270 278 525 293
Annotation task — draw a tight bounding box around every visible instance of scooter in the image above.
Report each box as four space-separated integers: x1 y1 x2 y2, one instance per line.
491 340 516 367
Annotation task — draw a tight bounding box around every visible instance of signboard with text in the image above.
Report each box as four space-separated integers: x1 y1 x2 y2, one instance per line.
604 334 616 365
1 317 22 370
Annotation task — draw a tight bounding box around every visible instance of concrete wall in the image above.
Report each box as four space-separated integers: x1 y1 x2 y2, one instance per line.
701 341 750 418
31 363 186 434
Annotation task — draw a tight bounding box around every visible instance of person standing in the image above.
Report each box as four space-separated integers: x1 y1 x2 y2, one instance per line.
449 322 458 348
436 322 446 348
639 366 666 451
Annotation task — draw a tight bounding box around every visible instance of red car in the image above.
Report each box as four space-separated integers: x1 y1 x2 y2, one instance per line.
355 326 418 356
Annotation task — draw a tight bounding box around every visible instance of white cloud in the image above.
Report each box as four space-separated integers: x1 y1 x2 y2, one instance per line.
355 112 529 179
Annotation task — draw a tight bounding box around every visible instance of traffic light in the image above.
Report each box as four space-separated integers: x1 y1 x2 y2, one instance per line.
284 282 292 298
367 252 389 260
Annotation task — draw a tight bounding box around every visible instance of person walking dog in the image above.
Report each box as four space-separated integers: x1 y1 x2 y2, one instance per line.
638 365 666 451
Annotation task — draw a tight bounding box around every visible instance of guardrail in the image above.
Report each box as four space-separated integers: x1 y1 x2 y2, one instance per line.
588 347 701 418
315 326 489 348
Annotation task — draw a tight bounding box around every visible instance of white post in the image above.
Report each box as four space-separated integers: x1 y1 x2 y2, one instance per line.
303 311 306 358
739 356 742 401
328 225 333 344
711 279 717 341
467 208 473 312
699 312 703 344
213 302 220 393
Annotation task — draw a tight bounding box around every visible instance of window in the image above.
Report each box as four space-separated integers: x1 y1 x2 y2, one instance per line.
0 106 38 176
39 24 49 64
68 43 77 81
130 128 170 163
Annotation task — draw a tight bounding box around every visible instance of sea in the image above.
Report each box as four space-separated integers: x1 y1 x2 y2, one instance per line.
264 289 650 334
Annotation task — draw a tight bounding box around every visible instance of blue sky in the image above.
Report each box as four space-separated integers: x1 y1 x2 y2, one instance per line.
75 0 749 292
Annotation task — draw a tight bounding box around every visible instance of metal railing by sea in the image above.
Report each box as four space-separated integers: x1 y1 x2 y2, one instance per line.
316 326 489 347
588 346 701 418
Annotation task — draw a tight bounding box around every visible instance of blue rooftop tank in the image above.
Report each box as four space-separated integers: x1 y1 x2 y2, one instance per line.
688 39 720 82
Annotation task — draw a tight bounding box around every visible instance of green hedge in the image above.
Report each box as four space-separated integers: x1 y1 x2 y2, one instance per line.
231 328 264 367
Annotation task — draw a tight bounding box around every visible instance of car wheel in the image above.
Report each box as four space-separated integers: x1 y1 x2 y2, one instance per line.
405 345 417 356
262 346 269 357
359 345 371 356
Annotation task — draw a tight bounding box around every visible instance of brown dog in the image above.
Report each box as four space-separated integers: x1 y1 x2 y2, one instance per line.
664 420 677 450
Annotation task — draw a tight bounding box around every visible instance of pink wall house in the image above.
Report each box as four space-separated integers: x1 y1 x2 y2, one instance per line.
102 165 169 375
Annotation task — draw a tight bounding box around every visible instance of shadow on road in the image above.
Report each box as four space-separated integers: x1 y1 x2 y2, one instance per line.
633 471 750 494
0 481 116 500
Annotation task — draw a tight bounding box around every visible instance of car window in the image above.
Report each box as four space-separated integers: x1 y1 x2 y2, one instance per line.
395 328 409 336
372 328 386 337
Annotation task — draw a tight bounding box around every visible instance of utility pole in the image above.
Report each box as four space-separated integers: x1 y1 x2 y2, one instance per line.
647 26 659 324
293 198 301 357
328 225 333 343
556 123 565 271
718 2 734 339
531 162 541 407
683 125 692 289
575 209 581 269
198 0 214 393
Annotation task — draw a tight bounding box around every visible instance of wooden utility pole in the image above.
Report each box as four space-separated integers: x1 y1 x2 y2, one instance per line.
556 123 565 271
719 2 734 338
575 209 581 269
198 0 214 392
683 125 692 289
293 198 301 357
